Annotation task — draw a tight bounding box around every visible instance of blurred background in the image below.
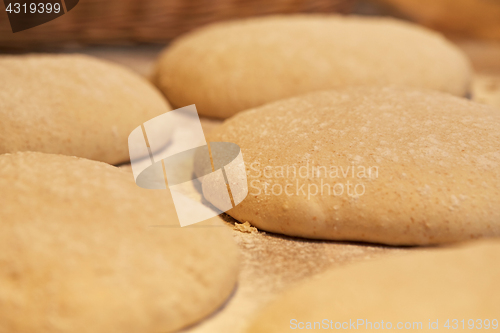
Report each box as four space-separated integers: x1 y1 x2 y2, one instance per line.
1 0 500 47
1 0 499 106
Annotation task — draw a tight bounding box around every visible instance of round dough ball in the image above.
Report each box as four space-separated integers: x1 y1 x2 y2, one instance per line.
0 54 171 165
372 0 500 41
0 152 238 333
247 240 500 332
154 15 472 119
204 86 500 245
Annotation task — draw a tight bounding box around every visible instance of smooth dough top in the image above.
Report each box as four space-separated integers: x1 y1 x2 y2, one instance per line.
0 152 238 333
247 239 500 333
154 15 472 118
0 54 171 165
205 86 500 245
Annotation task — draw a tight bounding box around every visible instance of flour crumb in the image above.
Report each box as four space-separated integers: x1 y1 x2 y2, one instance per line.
234 221 259 234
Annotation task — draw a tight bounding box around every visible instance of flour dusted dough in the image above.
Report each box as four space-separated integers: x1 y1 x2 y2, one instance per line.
0 54 171 164
247 240 500 332
204 87 500 245
0 152 238 333
154 15 471 118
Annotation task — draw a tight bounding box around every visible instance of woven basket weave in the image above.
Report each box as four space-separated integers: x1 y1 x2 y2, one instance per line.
0 0 356 49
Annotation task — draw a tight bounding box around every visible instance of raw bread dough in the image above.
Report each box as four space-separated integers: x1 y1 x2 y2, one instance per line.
473 74 500 110
372 0 500 41
154 15 471 118
0 54 171 165
0 152 238 333
204 86 500 245
246 239 500 332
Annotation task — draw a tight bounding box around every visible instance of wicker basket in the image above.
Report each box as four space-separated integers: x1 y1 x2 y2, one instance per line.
0 0 356 49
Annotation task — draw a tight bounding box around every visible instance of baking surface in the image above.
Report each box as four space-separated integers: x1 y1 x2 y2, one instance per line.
77 40 498 332
120 160 410 333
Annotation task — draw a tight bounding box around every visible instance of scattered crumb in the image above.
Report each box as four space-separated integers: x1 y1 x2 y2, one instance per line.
234 221 259 234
